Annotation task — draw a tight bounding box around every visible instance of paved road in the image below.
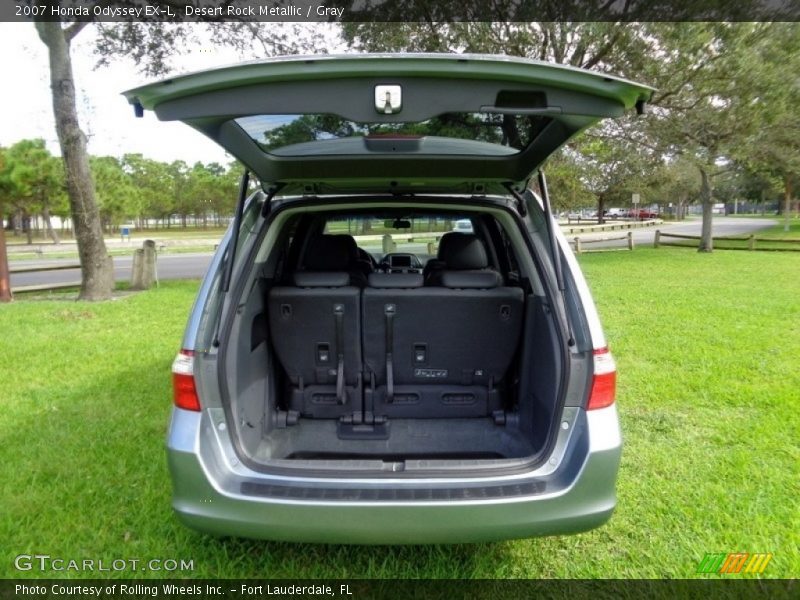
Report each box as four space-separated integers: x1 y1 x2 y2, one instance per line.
8 217 778 290
10 253 214 290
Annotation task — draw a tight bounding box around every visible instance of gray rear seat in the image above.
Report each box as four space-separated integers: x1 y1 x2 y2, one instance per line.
363 240 523 418
268 235 362 418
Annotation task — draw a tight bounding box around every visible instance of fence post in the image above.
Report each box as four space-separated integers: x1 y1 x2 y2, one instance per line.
627 231 635 251
382 234 396 254
654 230 661 248
748 234 755 251
574 237 582 254
130 248 144 290
131 240 157 290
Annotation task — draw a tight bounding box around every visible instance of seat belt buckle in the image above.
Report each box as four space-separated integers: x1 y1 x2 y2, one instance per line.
316 343 330 364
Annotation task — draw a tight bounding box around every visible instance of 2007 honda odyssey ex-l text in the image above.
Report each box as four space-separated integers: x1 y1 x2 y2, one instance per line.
123 54 653 543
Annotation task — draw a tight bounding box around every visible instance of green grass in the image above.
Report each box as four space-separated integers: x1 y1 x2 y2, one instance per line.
754 219 800 239
1 249 798 579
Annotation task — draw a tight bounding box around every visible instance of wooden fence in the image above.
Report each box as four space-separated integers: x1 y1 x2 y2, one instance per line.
572 231 635 254
654 231 800 251
9 262 81 293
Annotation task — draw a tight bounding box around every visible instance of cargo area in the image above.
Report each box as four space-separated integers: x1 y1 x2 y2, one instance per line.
220 207 566 469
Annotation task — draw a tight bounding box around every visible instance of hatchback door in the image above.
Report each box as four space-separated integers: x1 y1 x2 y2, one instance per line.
123 54 652 195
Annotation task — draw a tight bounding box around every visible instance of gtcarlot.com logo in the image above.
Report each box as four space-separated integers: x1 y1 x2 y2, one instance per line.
14 554 194 572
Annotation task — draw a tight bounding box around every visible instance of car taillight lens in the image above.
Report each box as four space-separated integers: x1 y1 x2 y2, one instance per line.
172 349 200 411
587 347 616 410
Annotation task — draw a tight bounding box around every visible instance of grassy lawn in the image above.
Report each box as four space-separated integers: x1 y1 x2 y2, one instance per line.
1 248 798 579
753 219 800 238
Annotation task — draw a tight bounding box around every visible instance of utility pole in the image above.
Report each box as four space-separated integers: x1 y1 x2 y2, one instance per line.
0 207 12 302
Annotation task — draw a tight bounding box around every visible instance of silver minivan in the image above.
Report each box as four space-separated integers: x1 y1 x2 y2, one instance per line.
125 54 651 543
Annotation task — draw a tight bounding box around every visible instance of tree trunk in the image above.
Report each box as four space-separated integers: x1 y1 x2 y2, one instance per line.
42 206 60 244
23 211 33 245
784 174 792 233
698 165 713 252
35 19 114 300
597 196 606 225
0 206 12 302
13 209 22 236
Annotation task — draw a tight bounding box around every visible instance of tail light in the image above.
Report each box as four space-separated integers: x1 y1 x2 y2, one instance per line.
587 347 616 410
172 349 200 411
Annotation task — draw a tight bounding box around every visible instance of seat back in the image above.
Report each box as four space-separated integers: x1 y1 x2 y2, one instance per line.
269 237 364 417
425 232 502 287
363 272 523 418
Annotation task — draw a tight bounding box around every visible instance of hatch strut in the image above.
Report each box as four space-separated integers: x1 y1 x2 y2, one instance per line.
505 176 564 292
537 171 576 346
221 170 250 293
537 171 565 293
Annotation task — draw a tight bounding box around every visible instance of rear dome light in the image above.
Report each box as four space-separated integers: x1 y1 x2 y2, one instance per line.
587 347 616 410
172 349 200 411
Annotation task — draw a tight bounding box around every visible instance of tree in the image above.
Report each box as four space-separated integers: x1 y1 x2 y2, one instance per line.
91 156 141 230
653 157 701 220
544 149 596 213
122 154 173 228
341 21 800 250
186 162 233 229
0 146 13 302
30 1 219 298
166 161 192 228
638 24 775 251
2 139 67 244
575 136 656 223
739 24 800 231
33 12 114 299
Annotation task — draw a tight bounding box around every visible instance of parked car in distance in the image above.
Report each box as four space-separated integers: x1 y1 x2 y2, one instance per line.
604 207 626 218
124 53 652 544
627 208 659 219
452 218 474 233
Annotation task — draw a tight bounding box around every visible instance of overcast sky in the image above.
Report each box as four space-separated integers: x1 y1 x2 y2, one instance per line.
0 23 342 165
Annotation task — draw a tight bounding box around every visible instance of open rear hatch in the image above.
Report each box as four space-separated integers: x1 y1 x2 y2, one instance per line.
132 55 650 473
123 53 652 195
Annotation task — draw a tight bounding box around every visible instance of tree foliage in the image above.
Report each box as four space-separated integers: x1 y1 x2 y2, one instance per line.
1 142 244 235
0 139 67 243
339 21 800 242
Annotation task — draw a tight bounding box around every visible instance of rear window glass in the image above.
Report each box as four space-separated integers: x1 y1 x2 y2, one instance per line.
235 113 550 155
322 215 473 257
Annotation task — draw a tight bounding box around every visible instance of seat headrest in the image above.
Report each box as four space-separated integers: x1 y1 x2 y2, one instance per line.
293 272 351 288
303 235 357 271
437 232 489 270
440 271 503 289
368 273 424 288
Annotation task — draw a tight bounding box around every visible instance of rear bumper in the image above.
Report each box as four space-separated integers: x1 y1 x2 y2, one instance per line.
166 405 622 544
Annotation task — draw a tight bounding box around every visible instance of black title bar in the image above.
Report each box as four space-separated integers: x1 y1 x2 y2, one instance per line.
5 0 800 23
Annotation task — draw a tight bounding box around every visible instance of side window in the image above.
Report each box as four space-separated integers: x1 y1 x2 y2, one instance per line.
493 220 522 285
234 194 263 257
